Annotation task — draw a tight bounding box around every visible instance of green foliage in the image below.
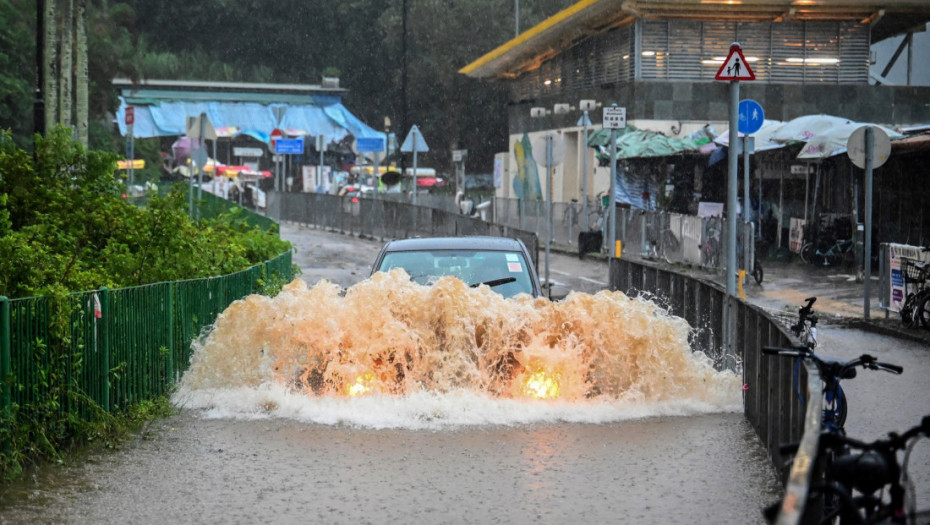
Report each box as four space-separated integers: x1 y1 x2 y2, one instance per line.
0 127 290 298
0 0 34 149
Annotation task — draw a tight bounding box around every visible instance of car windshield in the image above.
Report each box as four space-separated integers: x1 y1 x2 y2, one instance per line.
377 249 535 298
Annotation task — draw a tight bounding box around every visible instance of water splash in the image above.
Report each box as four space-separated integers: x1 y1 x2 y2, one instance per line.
174 270 741 427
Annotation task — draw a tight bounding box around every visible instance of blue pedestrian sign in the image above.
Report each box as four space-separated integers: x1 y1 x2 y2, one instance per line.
738 99 765 135
275 138 304 154
356 137 386 153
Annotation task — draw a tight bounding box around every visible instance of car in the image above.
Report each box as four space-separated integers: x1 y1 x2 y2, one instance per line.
370 236 542 298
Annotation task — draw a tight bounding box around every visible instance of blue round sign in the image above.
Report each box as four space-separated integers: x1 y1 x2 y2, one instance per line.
738 99 765 135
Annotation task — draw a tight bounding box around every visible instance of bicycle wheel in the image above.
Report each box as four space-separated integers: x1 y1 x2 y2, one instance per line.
752 261 764 285
834 386 848 430
901 293 918 328
916 291 930 330
800 243 815 264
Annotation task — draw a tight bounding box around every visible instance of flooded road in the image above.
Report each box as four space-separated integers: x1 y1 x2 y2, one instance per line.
1 225 784 524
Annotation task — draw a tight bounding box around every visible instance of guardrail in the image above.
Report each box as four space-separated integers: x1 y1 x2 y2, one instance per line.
608 256 821 525
0 251 293 420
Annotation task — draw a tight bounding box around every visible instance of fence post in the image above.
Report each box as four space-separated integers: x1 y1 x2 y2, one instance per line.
99 287 110 412
166 284 175 384
1 296 10 419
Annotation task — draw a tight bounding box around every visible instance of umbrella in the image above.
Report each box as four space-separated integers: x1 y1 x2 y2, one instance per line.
714 119 786 151
771 114 853 144
796 122 902 159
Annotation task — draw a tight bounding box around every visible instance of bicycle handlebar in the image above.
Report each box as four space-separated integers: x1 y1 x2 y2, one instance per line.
761 347 904 378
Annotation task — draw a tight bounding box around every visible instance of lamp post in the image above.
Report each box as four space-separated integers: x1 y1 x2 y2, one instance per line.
530 106 551 292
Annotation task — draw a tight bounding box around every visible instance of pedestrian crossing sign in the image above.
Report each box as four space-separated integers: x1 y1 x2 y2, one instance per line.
715 44 755 81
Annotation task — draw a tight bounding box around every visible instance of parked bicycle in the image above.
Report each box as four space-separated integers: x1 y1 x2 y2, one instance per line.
701 216 723 268
765 415 930 525
899 254 930 330
790 296 820 349
801 237 855 268
762 345 903 433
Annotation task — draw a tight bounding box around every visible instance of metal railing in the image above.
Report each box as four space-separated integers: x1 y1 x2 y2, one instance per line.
608 256 821 525
269 192 541 269
493 197 757 275
0 251 293 420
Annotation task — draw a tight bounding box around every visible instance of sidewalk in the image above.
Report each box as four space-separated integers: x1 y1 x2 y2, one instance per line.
550 240 930 346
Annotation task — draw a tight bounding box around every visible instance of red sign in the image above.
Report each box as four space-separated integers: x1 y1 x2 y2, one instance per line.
125 106 135 125
715 44 755 81
270 127 283 147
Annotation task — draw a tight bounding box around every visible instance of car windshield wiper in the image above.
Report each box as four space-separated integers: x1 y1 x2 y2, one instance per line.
470 277 517 289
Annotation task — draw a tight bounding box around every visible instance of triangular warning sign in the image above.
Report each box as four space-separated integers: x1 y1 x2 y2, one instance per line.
715 45 755 81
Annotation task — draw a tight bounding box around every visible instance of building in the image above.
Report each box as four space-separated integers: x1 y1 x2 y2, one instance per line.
461 0 930 247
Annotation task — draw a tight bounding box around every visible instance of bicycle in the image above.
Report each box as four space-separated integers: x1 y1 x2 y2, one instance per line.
765 415 930 525
899 256 930 329
790 296 820 349
801 237 855 268
701 216 723 268
762 346 903 434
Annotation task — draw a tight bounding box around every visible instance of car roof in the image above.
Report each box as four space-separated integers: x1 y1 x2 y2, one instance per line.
379 236 528 253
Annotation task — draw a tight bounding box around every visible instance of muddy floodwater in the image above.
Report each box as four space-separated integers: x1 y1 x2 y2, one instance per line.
0 411 779 524
1 228 789 524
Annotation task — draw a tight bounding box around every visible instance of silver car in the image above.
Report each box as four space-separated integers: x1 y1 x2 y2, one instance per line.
370 236 542 298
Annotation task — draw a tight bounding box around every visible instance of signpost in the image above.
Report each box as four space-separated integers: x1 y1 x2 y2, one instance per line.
358 136 387 196
602 104 626 259
401 125 429 205
270 128 283 192
125 107 135 190
716 42 755 366
532 133 565 292
187 112 215 217
847 125 891 319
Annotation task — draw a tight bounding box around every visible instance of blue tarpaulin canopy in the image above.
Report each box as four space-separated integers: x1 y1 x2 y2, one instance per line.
116 97 381 144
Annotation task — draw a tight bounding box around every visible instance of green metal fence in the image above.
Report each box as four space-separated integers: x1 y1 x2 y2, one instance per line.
0 250 292 430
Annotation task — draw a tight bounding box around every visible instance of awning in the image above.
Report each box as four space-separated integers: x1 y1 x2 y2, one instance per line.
116 98 381 144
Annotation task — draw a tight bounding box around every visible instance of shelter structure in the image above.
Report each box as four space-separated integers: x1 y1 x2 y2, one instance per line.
113 78 381 188
462 0 930 247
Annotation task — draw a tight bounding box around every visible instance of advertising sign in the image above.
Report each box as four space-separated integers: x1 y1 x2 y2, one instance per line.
885 243 930 312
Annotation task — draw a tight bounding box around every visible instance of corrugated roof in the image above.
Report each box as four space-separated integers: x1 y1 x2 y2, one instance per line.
460 0 930 79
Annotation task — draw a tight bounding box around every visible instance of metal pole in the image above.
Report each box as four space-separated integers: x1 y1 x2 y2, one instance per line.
864 126 874 319
412 130 419 206
319 135 325 191
197 114 205 208
581 110 589 231
727 78 739 298
1 296 10 423
608 126 618 257
743 135 752 272
545 134 552 292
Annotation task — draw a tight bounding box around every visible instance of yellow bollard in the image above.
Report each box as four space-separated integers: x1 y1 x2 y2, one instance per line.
738 269 747 300
615 240 622 258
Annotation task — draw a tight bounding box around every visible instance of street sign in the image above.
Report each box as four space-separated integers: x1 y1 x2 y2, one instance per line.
738 99 765 135
602 106 627 129
847 126 891 169
715 44 755 81
125 106 134 125
275 138 305 155
532 132 566 167
233 147 264 157
356 137 386 152
185 113 218 141
401 125 429 152
452 149 467 162
192 146 208 168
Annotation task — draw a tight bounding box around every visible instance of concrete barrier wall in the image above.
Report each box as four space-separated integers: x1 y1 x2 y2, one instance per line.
608 256 822 525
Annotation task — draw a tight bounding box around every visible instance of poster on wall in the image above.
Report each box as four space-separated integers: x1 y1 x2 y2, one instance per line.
789 218 806 253
493 156 503 188
302 166 315 192
886 243 930 312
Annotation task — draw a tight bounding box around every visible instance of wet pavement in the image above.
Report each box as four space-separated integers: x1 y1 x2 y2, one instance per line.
1 225 925 524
